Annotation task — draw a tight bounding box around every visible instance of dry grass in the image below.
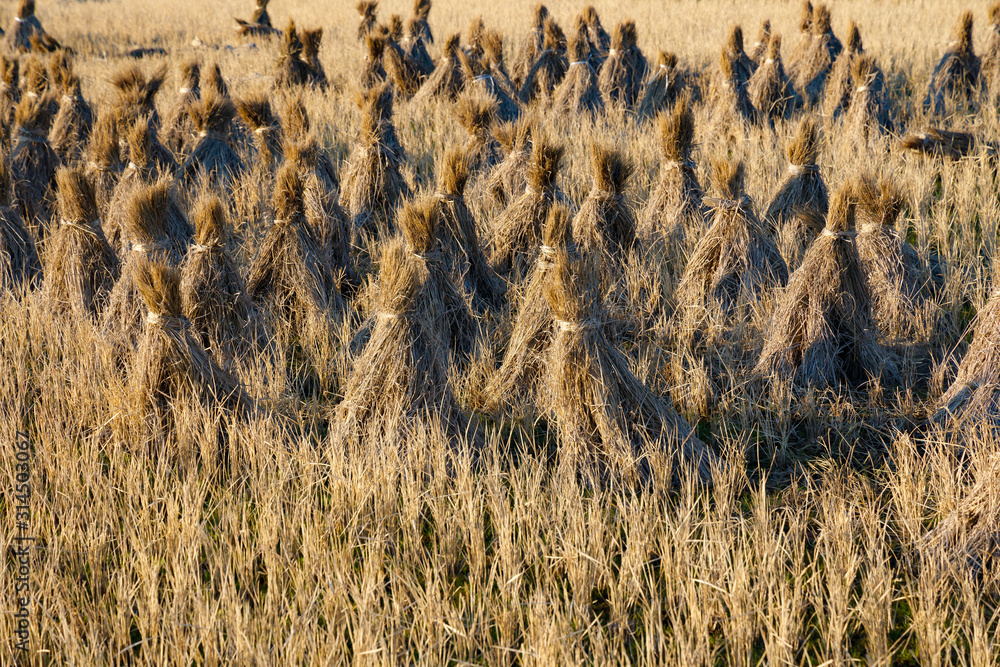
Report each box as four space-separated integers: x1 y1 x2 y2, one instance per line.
5 1 1000 665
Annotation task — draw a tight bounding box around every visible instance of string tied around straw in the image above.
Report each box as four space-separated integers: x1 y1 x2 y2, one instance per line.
179 87 194 94
131 241 166 254
17 128 47 143
765 58 776 64
822 228 857 240
198 130 228 141
61 95 79 104
787 163 818 176
60 218 99 235
434 192 458 204
555 318 602 333
664 159 696 171
145 311 164 326
254 125 277 134
704 195 751 212
855 85 870 93
191 242 224 253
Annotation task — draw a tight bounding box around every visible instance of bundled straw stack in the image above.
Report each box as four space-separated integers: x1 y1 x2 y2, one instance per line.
845 54 894 143
924 10 981 114
821 21 864 118
384 23 423 99
83 112 123 216
49 55 94 164
412 34 463 102
181 91 246 193
42 167 118 320
675 159 787 321
747 33 800 121
553 24 604 118
724 25 757 91
357 1 378 40
485 117 533 207
636 51 681 121
454 93 501 174
901 128 980 160
511 5 552 89
10 92 59 242
582 6 610 63
237 92 284 173
411 0 433 45
597 20 645 110
4 0 53 54
109 63 167 136
520 18 568 105
301 28 328 90
765 117 828 270
332 237 470 450
0 160 40 292
750 20 772 65
571 143 635 274
983 4 1000 93
162 60 201 157
756 181 899 390
359 31 388 90
489 134 563 276
0 57 20 146
708 49 757 130
458 48 521 124
789 3 841 106
402 17 435 78
638 93 706 251
235 0 279 37
541 247 717 485
275 20 311 89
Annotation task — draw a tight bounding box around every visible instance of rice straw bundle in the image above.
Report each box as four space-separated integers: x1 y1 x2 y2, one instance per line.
900 128 978 160
104 117 187 255
274 20 311 89
983 4 1000 93
458 49 521 123
357 1 378 41
582 6 610 64
235 0 279 38
413 34 463 103
465 16 487 64
854 175 928 341
247 163 341 331
398 197 476 355
0 158 40 292
511 4 551 89
434 147 505 310
597 20 645 110
411 0 433 45
541 247 717 484
552 26 603 118
20 57 57 129
747 33 800 122
571 143 634 274
4 0 49 54
109 62 167 134
638 93 706 248
301 28 328 90
161 60 200 158
756 181 899 390
707 49 757 128
675 159 787 319
0 57 20 148
519 18 568 105
128 259 252 437
359 30 388 90
845 54 894 142
750 20 771 65
923 10 981 115
42 167 117 319
789 3 841 106
83 111 123 216
636 51 680 122
402 18 434 78
48 54 93 164
786 1 815 75
484 116 533 207
765 117 828 270
384 27 423 99
102 179 189 345
481 30 520 109
181 91 246 193
339 83 411 239
485 205 571 414
9 91 59 242
180 195 265 363
489 134 563 276
237 92 284 172
285 136 356 294
332 236 471 450
724 25 757 90
454 92 501 174
821 21 863 118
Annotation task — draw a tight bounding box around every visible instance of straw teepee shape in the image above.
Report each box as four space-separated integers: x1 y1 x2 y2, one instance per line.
520 18 568 105
0 159 40 292
247 163 341 331
786 0 815 71
339 83 411 239
398 197 477 356
274 20 311 89
708 49 757 129
128 259 252 436
102 179 189 346
0 57 20 147
636 51 681 122
638 93 706 248
411 0 433 45
162 60 200 157
4 0 50 54
357 1 378 41
511 4 551 89
434 147 505 311
9 91 59 241
20 56 58 128
109 63 167 134
384 25 423 99
301 28 328 90
582 6 610 62
458 48 521 124
485 205 572 415
571 143 635 274
747 33 800 121
724 25 757 90
48 54 93 164
756 181 899 390
553 26 604 118
83 111 123 216
789 3 842 106
490 134 563 276
597 20 646 110
750 19 772 65
675 159 788 319
455 92 501 174
821 21 863 118
181 91 246 192
983 4 1000 93
237 92 284 172
235 0 279 37
42 167 118 319
359 30 388 90
412 34 464 102
332 236 471 450
485 116 533 208
854 175 929 341
845 54 894 142
765 117 828 270
402 17 434 78
901 128 980 160
180 195 265 363
104 117 187 256
542 247 717 484
924 10 981 115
